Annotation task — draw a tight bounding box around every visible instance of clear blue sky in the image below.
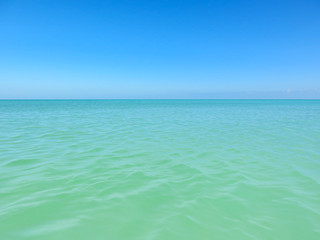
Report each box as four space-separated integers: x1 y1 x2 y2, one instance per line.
0 0 319 99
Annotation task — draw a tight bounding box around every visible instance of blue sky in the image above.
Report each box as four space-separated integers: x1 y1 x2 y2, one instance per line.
0 0 319 99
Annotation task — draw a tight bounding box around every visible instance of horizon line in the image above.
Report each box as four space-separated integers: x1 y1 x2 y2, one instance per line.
1 98 320 100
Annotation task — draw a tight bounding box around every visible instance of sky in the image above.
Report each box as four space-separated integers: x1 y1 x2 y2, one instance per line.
0 0 319 99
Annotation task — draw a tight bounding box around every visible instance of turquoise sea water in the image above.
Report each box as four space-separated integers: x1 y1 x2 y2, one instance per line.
0 100 319 240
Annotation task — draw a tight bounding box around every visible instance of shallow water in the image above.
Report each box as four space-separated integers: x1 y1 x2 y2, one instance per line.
0 100 319 240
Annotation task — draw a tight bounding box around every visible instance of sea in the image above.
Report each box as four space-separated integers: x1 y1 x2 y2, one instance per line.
0 100 319 240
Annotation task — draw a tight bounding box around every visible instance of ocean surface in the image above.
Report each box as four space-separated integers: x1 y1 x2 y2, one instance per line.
0 100 319 240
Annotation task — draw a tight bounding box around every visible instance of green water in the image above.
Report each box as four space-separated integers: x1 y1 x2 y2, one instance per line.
0 100 319 240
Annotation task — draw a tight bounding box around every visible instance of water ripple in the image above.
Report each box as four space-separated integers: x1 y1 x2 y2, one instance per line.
0 100 320 240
